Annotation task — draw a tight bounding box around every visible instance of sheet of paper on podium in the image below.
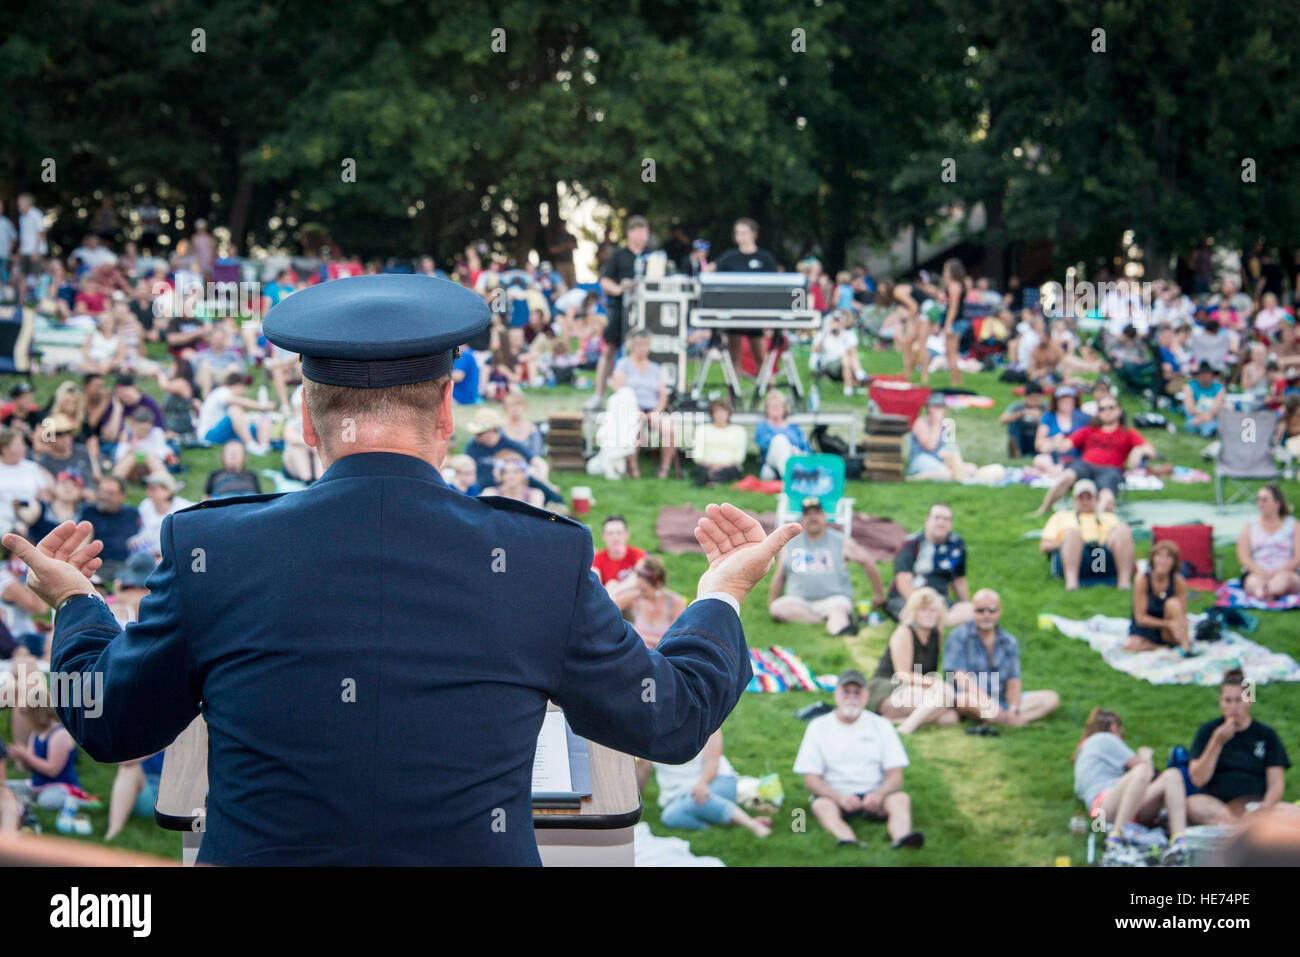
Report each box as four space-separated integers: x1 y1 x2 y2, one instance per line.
532 710 592 809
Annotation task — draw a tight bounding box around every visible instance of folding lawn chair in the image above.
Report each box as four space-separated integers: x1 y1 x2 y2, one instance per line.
1214 408 1280 507
775 453 855 530
1151 524 1216 587
867 379 931 426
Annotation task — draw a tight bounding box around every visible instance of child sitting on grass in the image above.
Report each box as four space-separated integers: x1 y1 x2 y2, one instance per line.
1073 707 1188 866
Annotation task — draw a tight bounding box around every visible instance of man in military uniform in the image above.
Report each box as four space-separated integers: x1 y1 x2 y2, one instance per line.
3 274 799 865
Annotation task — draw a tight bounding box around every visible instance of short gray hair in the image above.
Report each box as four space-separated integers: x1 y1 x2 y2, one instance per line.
304 375 451 453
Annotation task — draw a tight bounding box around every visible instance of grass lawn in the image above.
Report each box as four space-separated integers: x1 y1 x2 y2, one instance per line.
3 342 1297 865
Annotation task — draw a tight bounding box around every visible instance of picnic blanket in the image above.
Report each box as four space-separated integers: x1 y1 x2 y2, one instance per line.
1119 501 1256 546
634 822 725 866
747 646 836 693
1214 580 1300 611
961 464 1029 488
654 504 907 562
1043 614 1300 686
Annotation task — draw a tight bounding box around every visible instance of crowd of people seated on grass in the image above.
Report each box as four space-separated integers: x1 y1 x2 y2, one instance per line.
2 200 1298 862
15 198 1300 495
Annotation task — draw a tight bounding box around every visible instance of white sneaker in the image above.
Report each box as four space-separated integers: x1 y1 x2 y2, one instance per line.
247 441 270 457
843 386 854 397
583 394 604 411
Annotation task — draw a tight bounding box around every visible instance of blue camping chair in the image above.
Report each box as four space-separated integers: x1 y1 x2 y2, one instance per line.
776 453 855 529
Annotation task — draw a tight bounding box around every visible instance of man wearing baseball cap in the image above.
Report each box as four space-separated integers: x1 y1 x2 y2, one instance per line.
769 497 885 636
793 668 925 850
1039 478 1135 590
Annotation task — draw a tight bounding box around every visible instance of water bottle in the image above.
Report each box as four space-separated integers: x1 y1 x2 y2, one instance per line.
1069 813 1088 835
867 611 883 627
809 385 821 412
258 385 269 406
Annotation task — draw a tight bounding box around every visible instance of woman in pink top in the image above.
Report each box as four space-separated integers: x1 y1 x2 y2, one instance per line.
1237 484 1300 600
620 555 686 650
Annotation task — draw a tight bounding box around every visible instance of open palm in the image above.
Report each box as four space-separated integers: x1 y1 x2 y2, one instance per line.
2 520 103 609
694 503 801 605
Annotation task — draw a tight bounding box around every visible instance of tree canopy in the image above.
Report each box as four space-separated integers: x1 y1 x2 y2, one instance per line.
4 0 1298 277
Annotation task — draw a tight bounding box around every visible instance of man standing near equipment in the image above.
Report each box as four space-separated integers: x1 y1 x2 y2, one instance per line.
588 215 649 410
711 217 780 374
5 274 800 866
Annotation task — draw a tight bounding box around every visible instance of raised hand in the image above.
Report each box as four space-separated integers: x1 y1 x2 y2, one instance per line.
694 503 801 607
1 520 102 609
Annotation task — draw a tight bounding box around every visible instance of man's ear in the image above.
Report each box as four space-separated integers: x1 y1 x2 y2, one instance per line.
438 377 455 440
302 394 321 451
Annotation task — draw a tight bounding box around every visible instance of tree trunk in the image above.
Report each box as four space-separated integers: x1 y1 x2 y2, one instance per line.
514 192 543 264
227 135 254 254
227 170 254 254
982 189 1005 287
541 179 564 262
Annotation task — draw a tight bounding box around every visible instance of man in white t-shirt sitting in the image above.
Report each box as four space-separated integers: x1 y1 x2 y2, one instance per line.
811 311 867 396
0 427 53 538
197 370 275 455
793 668 925 850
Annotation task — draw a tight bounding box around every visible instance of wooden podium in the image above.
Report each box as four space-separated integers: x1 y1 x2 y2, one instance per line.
155 715 641 866
533 738 641 866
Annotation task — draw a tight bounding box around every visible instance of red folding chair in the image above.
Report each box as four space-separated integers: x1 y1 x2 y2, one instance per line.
1152 524 1217 590
868 380 931 426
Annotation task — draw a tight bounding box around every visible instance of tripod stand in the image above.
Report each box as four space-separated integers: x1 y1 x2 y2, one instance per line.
752 330 806 409
690 329 744 404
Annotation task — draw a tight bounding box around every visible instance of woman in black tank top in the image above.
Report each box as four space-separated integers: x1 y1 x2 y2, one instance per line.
1125 540 1192 655
865 587 960 733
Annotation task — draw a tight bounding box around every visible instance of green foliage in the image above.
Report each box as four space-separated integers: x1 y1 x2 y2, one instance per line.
919 0 1300 277
11 2 1296 276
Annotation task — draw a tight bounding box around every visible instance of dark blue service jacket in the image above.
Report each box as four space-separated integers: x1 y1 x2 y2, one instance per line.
51 452 749 864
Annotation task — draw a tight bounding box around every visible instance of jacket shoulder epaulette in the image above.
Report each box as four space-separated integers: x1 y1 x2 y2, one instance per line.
176 492 288 513
477 494 584 529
